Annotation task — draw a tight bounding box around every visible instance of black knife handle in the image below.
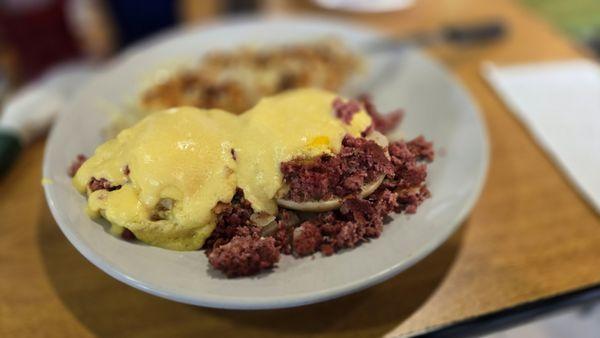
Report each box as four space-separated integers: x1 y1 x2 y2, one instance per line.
0 130 21 176
442 20 507 45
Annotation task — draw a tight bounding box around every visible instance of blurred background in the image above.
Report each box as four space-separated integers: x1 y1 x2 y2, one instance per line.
1 1 600 337
1 0 599 90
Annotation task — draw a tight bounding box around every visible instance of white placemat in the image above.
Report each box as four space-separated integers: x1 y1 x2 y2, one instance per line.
483 59 600 213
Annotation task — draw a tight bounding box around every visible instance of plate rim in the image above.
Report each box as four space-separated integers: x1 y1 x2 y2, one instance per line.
42 15 490 310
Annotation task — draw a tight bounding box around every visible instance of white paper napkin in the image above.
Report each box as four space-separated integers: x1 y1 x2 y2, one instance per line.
482 59 600 214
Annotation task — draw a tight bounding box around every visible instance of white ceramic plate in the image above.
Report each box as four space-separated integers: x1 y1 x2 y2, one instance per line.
43 16 489 309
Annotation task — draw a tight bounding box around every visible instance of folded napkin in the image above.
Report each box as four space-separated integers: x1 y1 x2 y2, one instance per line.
483 59 600 214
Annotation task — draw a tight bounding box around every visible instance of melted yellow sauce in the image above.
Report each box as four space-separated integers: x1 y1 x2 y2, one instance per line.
73 107 238 250
74 88 372 250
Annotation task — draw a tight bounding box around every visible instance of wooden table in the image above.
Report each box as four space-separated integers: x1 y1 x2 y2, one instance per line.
1 0 599 337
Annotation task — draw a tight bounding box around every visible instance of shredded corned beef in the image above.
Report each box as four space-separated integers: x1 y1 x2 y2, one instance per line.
358 94 403 134
203 190 282 277
292 221 322 256
388 141 428 190
284 196 388 257
272 209 299 255
332 97 361 123
88 177 121 192
407 136 434 162
202 188 257 253
281 135 394 202
121 228 137 241
206 136 433 276
208 236 280 278
398 186 431 214
278 136 433 257
68 154 87 177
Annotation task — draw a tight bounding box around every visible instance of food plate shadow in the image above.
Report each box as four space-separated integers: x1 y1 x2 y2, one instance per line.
38 198 467 337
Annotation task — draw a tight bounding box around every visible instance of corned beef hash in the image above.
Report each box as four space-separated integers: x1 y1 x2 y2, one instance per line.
69 88 433 277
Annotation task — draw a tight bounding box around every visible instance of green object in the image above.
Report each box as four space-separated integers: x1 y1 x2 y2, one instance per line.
521 0 600 41
0 130 22 176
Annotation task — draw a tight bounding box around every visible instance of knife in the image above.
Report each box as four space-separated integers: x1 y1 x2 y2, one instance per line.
361 20 507 53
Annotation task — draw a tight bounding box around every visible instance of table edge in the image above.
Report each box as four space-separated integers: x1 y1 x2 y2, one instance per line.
411 283 600 337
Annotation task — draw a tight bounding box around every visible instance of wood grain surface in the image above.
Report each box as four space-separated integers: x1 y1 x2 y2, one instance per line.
1 0 599 337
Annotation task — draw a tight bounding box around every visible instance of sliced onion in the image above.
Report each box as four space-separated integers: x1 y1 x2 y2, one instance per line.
365 130 389 148
260 221 279 237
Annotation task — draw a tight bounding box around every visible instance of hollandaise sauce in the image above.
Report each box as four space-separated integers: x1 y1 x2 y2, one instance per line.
73 107 238 250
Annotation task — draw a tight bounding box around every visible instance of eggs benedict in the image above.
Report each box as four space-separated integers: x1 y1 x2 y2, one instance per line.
71 88 434 278
234 88 373 215
73 107 238 250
